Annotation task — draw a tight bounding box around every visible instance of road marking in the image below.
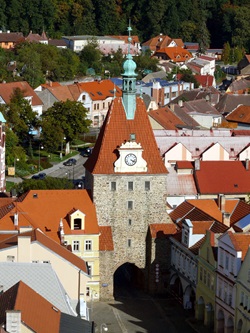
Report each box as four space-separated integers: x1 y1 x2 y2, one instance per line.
113 307 128 333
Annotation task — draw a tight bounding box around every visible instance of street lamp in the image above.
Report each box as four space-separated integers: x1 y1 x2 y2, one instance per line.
38 144 44 171
100 323 108 332
14 158 19 178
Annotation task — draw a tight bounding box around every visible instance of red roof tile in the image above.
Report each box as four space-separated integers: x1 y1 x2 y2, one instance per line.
149 107 185 130
226 105 250 124
153 47 192 62
227 231 250 259
99 226 114 251
84 97 167 174
149 223 178 238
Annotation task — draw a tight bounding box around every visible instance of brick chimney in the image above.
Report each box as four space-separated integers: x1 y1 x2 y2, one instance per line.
218 194 226 212
195 159 200 171
246 158 249 171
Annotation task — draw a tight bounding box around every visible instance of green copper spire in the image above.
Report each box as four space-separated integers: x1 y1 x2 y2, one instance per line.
122 21 137 120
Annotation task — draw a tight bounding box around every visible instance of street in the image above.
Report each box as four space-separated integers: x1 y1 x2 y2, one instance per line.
91 291 197 333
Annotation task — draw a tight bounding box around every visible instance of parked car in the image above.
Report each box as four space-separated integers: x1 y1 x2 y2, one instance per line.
81 147 93 157
32 173 46 180
63 158 77 166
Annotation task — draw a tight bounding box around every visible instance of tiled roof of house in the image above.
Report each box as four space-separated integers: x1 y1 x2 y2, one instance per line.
0 32 24 43
0 228 88 273
195 161 250 194
0 281 61 333
0 81 43 106
99 226 114 251
166 166 197 196
142 35 171 50
149 223 178 238
226 105 250 124
172 104 200 128
227 231 250 259
215 94 250 115
194 75 214 88
190 236 205 254
46 80 122 102
154 47 192 62
25 31 48 42
41 81 61 89
192 221 214 234
108 35 140 44
84 97 167 174
0 190 99 243
170 87 221 106
148 106 186 130
181 99 222 116
48 39 67 47
226 78 250 93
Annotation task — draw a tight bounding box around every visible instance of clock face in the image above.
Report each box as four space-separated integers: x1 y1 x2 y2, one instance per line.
125 153 137 166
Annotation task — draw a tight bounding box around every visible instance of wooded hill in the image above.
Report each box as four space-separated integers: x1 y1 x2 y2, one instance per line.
1 1 250 51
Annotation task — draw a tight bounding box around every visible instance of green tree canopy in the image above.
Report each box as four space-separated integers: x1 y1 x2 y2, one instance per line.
41 100 91 152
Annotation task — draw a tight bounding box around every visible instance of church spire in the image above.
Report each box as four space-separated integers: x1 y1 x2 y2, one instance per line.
122 21 137 120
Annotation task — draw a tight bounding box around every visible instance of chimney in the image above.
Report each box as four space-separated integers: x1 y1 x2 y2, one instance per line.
6 310 21 333
59 218 65 245
194 159 200 171
222 212 231 227
178 99 183 107
218 194 226 212
246 158 249 171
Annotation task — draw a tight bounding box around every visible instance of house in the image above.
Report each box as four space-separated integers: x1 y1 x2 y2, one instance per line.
0 281 93 333
196 230 219 329
0 189 101 300
0 228 90 315
142 34 184 54
25 30 48 44
36 79 122 127
226 105 250 129
226 78 250 94
0 81 43 116
215 231 250 333
0 31 24 49
237 54 250 77
215 94 250 116
186 56 216 76
148 107 186 130
235 246 250 333
152 46 192 65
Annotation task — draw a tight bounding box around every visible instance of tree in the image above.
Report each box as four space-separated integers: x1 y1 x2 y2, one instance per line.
79 39 102 72
41 100 91 152
0 88 38 143
222 42 231 64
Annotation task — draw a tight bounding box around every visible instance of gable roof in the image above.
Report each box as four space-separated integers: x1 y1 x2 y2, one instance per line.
227 231 250 259
215 94 250 115
226 105 250 124
0 32 24 43
0 281 61 333
194 75 214 88
0 190 99 243
84 97 167 174
149 222 178 238
142 35 172 50
180 99 222 116
0 81 43 106
0 228 88 273
153 47 192 62
148 106 186 130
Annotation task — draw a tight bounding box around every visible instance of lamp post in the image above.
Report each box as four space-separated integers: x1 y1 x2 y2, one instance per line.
100 323 108 332
14 158 19 178
38 144 44 171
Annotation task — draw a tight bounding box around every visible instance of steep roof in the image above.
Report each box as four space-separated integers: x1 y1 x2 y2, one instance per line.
226 105 250 124
148 106 186 130
0 281 61 333
84 97 167 174
154 47 192 62
0 190 99 243
149 222 178 238
166 166 197 196
0 32 24 43
215 94 250 115
0 228 88 273
99 226 114 251
227 231 250 259
194 75 214 88
0 81 43 106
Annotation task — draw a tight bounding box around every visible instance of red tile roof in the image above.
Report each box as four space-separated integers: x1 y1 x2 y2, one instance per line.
153 47 192 62
195 161 250 194
84 97 167 174
0 281 61 333
149 107 186 130
0 32 24 43
0 190 99 243
192 221 214 234
226 105 250 124
0 228 88 273
99 226 114 251
227 231 250 259
194 75 214 88
149 223 178 238
0 81 43 106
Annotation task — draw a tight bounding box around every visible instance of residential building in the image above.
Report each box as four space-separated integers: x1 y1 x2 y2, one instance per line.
0 31 24 49
0 81 43 116
148 107 186 130
215 231 250 333
142 34 184 54
84 25 172 300
0 228 90 316
0 281 93 333
237 54 250 77
226 78 250 94
152 46 192 65
226 105 250 129
196 230 219 329
0 189 101 300
235 247 250 333
186 55 216 76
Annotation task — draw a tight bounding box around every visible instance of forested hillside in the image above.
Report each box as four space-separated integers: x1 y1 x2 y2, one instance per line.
1 0 250 50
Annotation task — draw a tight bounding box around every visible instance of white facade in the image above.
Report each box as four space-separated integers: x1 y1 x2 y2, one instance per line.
202 143 230 161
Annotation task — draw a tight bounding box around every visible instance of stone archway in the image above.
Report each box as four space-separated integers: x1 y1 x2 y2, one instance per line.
183 285 195 311
226 316 234 333
204 302 214 328
217 309 225 333
113 262 144 299
169 274 183 304
236 319 243 333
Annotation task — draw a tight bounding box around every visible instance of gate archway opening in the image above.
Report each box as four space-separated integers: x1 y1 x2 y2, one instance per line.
113 263 144 299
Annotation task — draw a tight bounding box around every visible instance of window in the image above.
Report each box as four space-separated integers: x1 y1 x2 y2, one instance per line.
240 291 244 305
128 181 134 191
207 248 209 262
248 269 250 282
7 255 15 262
200 267 203 281
111 182 116 191
73 240 80 251
145 181 150 191
130 133 136 141
85 240 92 251
128 239 131 247
128 219 132 226
82 95 86 101
207 273 211 288
93 115 99 126
103 102 105 108
87 263 92 276
225 256 229 270
231 257 234 274
220 249 224 267
204 270 207 284
128 201 133 210
74 218 81 230
94 104 96 110
86 287 90 296
211 275 214 291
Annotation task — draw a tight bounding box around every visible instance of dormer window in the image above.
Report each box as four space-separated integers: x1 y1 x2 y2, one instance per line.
74 218 82 230
69 210 85 230
130 133 136 141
